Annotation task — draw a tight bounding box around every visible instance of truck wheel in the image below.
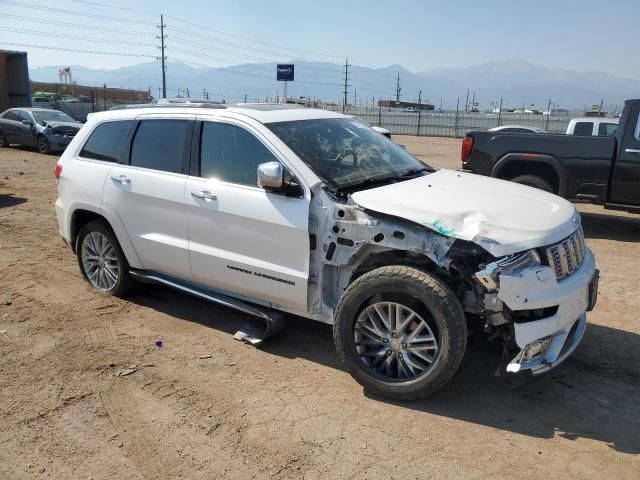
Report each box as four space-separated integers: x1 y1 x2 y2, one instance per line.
37 135 51 154
75 220 135 297
333 266 467 400
510 174 553 193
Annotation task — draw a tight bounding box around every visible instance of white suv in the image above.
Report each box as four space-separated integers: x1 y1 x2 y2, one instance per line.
55 103 598 399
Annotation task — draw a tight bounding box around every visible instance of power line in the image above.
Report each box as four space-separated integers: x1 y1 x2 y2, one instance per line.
0 14 156 35
0 42 157 58
0 27 156 47
0 0 156 25
165 15 345 62
69 0 158 15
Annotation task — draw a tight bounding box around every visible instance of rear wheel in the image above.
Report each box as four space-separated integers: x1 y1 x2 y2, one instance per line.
333 266 467 400
0 132 7 148
510 174 553 193
37 135 50 154
75 220 135 297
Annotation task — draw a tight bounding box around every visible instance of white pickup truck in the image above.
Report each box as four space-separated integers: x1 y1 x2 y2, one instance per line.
54 103 598 400
566 117 619 136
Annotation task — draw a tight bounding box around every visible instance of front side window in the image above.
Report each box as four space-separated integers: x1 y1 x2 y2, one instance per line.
80 120 133 163
130 119 189 173
635 113 640 141
200 122 277 186
267 118 432 192
573 122 593 136
598 123 618 136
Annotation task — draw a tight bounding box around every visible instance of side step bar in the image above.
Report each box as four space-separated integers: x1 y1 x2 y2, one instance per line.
129 270 286 346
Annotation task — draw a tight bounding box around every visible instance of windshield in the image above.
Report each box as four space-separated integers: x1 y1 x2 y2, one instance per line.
32 110 75 125
267 118 433 192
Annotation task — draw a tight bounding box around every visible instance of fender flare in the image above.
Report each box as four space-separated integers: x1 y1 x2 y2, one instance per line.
491 153 568 196
68 202 143 269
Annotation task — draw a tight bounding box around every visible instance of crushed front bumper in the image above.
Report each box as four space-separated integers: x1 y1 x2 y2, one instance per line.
497 248 597 374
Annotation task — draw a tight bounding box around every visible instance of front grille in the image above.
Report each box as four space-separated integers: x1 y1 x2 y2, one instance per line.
544 227 586 280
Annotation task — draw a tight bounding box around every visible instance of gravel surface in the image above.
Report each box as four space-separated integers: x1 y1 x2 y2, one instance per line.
1 137 638 479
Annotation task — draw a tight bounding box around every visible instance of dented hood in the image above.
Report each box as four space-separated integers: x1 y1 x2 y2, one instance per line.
351 169 579 257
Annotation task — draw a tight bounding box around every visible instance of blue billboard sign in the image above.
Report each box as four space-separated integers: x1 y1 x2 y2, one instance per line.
277 64 294 82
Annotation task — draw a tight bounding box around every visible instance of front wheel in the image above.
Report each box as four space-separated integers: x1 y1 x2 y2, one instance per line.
333 266 467 400
75 220 135 297
37 135 50 154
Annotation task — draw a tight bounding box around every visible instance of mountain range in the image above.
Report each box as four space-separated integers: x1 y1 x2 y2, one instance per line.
30 59 639 110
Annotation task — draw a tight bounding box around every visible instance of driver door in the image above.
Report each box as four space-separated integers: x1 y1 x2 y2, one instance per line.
185 118 310 312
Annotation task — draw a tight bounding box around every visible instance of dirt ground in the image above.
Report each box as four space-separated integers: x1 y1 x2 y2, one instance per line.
1 136 639 479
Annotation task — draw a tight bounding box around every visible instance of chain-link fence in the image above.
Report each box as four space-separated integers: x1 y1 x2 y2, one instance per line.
324 105 576 137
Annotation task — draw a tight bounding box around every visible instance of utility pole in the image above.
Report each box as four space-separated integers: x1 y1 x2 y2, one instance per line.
418 90 422 105
342 58 351 114
185 87 190 98
244 93 248 103
395 73 401 102
465 88 469 113
157 14 167 99
471 91 476 111
354 89 357 106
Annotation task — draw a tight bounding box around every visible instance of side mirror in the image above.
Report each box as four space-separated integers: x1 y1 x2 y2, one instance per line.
21 119 33 126
257 161 283 190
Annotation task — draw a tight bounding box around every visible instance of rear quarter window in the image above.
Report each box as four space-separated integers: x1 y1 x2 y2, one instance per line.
80 120 133 163
573 122 593 136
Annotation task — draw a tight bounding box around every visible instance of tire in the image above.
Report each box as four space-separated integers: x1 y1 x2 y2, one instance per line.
510 174 553 193
333 266 467 400
0 132 7 148
75 219 135 297
37 135 50 154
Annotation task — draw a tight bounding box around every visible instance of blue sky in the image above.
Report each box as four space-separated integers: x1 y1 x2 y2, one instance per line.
1 0 639 78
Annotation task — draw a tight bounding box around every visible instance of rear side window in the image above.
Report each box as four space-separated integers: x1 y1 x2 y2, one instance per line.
597 123 617 136
80 120 133 162
130 120 189 173
573 122 593 136
635 113 640 141
200 122 277 186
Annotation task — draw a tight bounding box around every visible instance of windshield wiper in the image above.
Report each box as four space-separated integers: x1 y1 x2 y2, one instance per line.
399 167 432 177
335 174 403 193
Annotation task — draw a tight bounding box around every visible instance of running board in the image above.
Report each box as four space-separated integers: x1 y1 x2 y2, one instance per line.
129 270 286 346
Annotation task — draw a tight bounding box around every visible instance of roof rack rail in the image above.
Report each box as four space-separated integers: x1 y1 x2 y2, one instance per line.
109 102 227 111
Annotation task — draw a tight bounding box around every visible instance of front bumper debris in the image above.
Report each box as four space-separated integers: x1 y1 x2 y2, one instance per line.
496 248 597 374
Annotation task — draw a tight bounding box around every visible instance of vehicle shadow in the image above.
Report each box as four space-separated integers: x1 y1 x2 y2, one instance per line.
131 284 640 455
0 194 28 208
581 211 640 242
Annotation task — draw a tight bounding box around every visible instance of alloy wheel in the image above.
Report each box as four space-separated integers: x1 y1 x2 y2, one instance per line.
354 301 439 380
81 232 119 291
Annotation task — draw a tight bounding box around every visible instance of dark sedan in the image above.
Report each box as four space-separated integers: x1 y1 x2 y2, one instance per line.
0 108 82 154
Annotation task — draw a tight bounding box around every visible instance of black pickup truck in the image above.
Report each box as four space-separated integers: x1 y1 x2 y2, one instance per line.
461 98 640 213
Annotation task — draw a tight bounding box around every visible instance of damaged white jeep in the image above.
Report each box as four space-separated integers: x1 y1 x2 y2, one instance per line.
55 103 599 400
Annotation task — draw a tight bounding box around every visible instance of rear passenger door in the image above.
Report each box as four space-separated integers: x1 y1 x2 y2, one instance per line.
185 117 310 312
101 115 195 281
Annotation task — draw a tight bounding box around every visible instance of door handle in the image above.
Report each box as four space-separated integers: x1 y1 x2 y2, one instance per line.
191 190 217 200
111 174 131 185
625 148 640 154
